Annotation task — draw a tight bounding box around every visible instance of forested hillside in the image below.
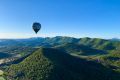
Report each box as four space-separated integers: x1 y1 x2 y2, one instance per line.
5 48 120 80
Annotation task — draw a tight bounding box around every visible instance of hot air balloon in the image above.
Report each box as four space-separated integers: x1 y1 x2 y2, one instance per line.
32 22 41 34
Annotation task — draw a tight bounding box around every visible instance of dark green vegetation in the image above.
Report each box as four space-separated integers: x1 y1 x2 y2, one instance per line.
0 37 120 50
54 43 106 55
0 52 12 59
4 48 120 80
0 36 120 80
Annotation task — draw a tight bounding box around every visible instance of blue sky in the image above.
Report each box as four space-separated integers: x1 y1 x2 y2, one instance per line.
0 0 120 39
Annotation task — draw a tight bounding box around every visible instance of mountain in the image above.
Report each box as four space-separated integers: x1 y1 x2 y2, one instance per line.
54 43 107 55
110 38 120 41
0 39 24 47
4 48 120 80
0 36 119 50
79 37 118 50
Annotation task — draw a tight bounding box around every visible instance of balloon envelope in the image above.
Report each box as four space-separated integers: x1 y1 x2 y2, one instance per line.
32 22 41 34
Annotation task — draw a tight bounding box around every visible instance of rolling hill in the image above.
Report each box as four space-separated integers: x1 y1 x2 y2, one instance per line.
54 43 107 55
0 36 120 51
4 48 120 80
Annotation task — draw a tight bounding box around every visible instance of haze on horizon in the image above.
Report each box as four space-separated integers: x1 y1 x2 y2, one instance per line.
0 0 120 39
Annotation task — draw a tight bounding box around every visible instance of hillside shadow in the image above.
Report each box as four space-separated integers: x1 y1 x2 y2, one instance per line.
55 43 107 56
0 52 13 59
43 48 120 80
79 49 107 56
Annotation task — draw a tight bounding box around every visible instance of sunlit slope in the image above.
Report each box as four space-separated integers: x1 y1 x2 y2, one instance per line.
5 48 119 80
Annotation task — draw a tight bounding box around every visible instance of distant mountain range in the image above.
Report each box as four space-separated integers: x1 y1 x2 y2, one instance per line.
0 36 120 49
1 36 120 58
110 38 120 41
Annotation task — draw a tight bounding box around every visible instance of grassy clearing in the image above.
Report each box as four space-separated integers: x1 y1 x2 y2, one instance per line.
0 70 3 76
0 77 5 80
